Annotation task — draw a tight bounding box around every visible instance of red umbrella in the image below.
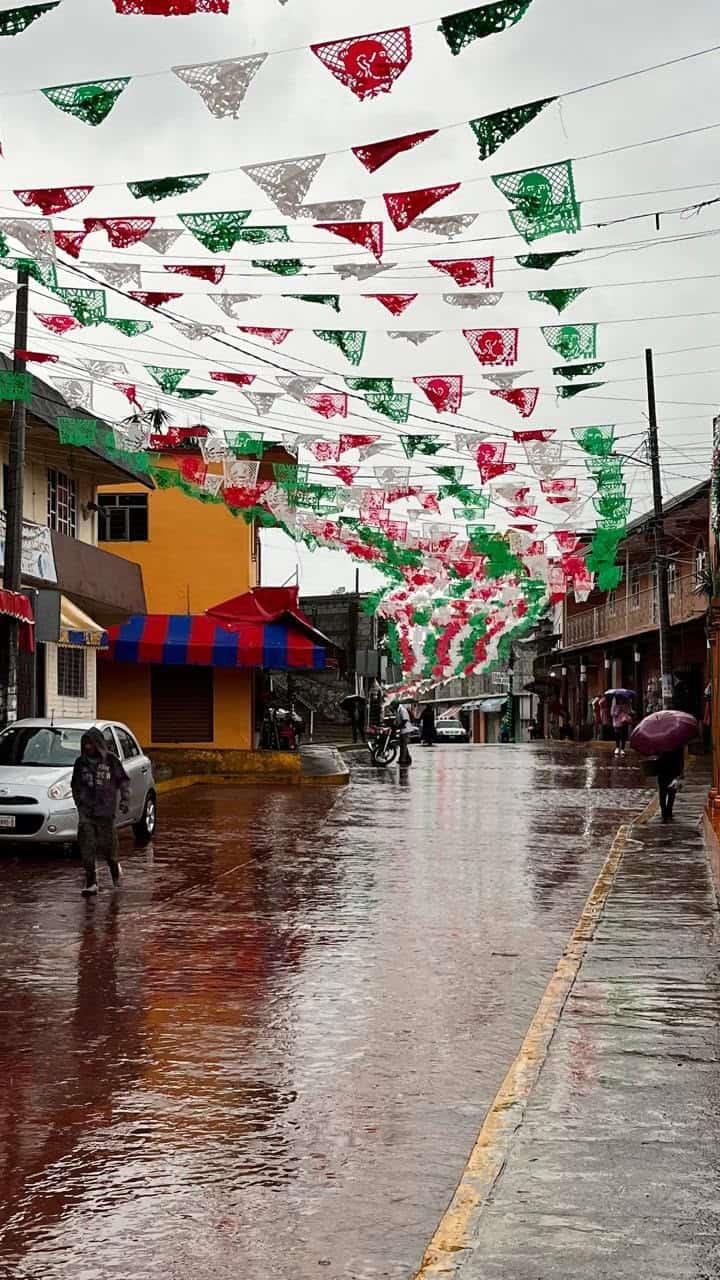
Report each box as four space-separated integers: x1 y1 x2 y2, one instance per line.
630 710 699 757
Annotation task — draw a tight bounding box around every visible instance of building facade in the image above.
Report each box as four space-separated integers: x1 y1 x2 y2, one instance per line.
96 443 335 761
0 370 148 723
97 446 259 753
428 645 540 744
538 481 710 737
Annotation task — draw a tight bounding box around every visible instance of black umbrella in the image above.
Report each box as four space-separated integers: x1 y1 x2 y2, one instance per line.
340 694 366 709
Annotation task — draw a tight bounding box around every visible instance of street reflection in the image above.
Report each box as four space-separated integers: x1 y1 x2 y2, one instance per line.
0 748 653 1279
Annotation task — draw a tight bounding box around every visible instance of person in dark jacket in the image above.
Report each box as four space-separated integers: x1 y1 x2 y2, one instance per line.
342 694 366 744
656 745 685 822
419 703 436 747
71 728 130 896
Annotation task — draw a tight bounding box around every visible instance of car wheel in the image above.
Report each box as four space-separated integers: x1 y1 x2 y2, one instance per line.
133 791 157 846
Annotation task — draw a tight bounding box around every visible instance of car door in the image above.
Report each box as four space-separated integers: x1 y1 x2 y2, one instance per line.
113 726 147 823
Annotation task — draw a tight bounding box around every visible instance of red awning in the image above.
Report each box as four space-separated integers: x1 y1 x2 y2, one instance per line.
0 590 34 652
207 587 338 652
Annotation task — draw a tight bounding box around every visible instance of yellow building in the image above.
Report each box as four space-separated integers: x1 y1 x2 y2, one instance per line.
96 448 335 765
98 460 259 616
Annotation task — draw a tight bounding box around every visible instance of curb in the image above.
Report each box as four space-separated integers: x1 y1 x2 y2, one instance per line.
413 819 632 1280
155 776 203 796
155 770 349 793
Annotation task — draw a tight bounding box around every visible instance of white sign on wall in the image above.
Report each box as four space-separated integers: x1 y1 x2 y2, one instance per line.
0 511 57 583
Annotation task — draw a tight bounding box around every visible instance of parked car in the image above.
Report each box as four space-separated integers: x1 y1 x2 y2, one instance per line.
435 716 470 744
0 719 157 846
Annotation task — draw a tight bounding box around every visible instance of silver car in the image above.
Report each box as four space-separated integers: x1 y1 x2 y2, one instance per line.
0 718 157 846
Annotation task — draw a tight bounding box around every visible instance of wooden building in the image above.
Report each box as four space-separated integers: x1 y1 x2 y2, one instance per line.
539 481 710 737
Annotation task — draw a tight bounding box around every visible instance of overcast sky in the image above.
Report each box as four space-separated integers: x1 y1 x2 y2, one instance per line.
0 0 718 593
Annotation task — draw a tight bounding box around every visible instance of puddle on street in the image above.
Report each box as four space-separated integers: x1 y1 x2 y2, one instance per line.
0 745 652 1279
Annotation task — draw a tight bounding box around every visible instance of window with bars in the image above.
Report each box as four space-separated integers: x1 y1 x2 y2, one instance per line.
57 647 86 699
47 469 77 538
629 565 641 610
667 560 678 597
98 492 149 542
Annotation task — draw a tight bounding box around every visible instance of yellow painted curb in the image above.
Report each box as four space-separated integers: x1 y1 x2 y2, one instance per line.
413 820 631 1280
155 775 203 795
635 792 659 825
155 770 349 794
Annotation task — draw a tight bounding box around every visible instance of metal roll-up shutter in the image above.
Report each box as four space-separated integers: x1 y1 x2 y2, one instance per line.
151 665 214 744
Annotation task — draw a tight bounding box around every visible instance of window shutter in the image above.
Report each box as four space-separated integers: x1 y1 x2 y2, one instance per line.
151 666 214 743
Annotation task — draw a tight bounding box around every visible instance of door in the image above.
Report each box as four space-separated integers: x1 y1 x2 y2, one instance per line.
113 724 148 822
151 665 214 743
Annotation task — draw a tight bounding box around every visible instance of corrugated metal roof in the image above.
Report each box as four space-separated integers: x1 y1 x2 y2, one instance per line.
0 352 154 488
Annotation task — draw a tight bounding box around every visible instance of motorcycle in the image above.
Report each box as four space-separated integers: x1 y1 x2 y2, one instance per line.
260 706 305 752
367 717 399 767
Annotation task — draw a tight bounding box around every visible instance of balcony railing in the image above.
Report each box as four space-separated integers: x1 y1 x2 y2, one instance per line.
564 572 706 648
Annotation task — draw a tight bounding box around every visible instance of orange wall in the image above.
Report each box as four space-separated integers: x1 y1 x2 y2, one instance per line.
213 669 253 750
98 662 151 745
98 465 257 614
97 662 253 750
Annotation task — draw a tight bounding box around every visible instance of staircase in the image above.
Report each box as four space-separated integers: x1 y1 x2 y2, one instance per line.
272 671 355 743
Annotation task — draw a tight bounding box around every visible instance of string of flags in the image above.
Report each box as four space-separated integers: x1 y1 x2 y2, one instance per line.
8 331 609 417
0 0 679 688
1 1 538 76
5 162 581 267
0 2 540 131
28 403 616 685
4 275 605 382
0 268 627 688
1 148 577 247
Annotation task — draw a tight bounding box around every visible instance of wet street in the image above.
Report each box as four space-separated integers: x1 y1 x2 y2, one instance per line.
0 745 652 1280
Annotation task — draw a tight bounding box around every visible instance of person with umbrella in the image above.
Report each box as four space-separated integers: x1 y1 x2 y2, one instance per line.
630 710 699 823
340 692 367 744
608 688 634 757
655 747 685 822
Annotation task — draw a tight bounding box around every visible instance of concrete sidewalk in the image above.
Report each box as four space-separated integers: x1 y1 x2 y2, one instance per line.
419 768 720 1280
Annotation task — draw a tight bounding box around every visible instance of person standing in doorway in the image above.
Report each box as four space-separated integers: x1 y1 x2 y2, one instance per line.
610 695 632 757
72 728 130 896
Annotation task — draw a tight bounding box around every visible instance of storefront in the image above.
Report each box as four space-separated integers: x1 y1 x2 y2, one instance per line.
0 589 35 723
42 596 109 720
98 587 337 763
464 695 508 744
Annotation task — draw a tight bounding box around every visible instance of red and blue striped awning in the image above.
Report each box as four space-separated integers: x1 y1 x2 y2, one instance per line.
103 614 329 671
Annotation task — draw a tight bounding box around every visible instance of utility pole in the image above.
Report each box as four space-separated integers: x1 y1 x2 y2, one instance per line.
507 645 516 742
346 566 360 695
645 347 673 709
4 263 29 723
